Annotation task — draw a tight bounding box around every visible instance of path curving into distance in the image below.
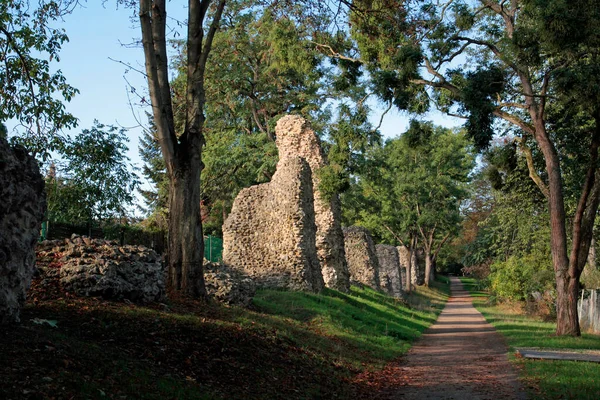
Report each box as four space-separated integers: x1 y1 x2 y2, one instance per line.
384 277 527 399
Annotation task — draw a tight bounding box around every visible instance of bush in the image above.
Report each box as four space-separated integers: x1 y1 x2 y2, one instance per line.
489 254 554 302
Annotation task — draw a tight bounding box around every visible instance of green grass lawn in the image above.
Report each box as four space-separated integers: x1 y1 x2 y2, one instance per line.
459 277 600 400
1 279 449 400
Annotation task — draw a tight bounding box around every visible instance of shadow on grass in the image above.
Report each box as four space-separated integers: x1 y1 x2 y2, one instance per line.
250 283 449 365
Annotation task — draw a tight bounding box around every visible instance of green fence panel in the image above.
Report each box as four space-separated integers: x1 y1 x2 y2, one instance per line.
204 235 223 262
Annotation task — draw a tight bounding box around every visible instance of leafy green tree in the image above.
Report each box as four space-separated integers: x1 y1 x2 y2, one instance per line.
464 144 554 303
139 1 376 237
338 0 600 336
47 121 139 225
344 121 474 286
1 0 79 156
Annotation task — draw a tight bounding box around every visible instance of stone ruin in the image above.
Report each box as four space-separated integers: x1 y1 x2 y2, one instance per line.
398 246 426 287
0 137 46 323
36 236 166 303
204 262 256 307
222 115 353 293
222 156 324 292
375 244 403 298
275 115 350 292
34 236 256 307
342 226 381 290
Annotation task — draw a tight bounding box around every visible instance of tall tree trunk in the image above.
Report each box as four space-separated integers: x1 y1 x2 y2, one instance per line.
139 0 225 298
535 122 577 335
405 246 412 293
167 145 206 297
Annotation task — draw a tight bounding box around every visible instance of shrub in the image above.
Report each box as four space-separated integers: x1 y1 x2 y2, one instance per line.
489 254 554 302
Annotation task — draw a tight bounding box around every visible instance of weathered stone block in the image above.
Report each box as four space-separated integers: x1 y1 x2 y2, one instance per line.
342 226 380 290
223 157 324 292
398 246 426 286
275 116 350 292
0 138 46 323
37 237 167 303
204 261 256 307
376 244 403 298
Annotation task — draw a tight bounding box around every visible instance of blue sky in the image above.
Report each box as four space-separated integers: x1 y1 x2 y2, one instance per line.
11 2 464 206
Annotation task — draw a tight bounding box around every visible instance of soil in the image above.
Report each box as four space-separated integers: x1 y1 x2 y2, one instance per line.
359 277 528 399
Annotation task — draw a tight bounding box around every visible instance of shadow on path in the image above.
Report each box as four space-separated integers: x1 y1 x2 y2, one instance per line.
380 277 527 400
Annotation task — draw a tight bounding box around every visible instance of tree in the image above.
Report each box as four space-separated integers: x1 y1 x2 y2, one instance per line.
341 143 418 292
47 121 139 225
134 0 227 297
343 121 473 287
137 0 377 242
341 0 600 336
464 143 554 302
0 0 79 155
138 115 168 230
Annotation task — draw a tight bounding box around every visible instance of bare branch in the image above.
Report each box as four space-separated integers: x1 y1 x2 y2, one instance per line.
514 137 550 199
309 40 362 63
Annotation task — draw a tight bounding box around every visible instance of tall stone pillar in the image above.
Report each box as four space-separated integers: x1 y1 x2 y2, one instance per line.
275 116 350 292
1 138 46 323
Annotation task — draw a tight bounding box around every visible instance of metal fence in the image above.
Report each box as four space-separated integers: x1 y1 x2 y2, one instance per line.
204 235 223 262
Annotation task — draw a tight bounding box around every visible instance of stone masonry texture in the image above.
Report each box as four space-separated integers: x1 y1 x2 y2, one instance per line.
343 226 381 290
398 246 426 286
376 244 403 298
275 115 350 292
0 137 46 323
222 156 324 292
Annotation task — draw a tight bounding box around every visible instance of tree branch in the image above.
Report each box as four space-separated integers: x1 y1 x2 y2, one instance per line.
309 40 362 63
514 137 549 199
139 0 178 174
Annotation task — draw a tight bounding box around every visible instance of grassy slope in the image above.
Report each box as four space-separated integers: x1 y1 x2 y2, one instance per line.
459 277 600 400
1 280 449 400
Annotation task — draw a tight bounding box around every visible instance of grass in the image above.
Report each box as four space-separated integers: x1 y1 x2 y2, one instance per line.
459 276 600 399
1 279 449 399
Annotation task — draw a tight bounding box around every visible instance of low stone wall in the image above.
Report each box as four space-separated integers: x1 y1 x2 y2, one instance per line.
343 226 380 290
36 236 166 303
222 157 324 292
35 237 255 306
376 244 403 298
0 137 46 323
579 289 600 334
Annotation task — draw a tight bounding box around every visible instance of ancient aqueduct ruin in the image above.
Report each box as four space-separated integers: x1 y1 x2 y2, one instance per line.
1 115 426 322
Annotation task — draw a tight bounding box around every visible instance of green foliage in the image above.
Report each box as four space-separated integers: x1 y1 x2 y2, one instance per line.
470 289 600 400
343 121 474 263
460 66 506 151
489 255 554 302
47 121 139 224
463 143 554 302
0 1 78 156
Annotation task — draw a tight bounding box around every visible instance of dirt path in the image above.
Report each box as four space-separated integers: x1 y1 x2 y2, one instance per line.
381 277 527 399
